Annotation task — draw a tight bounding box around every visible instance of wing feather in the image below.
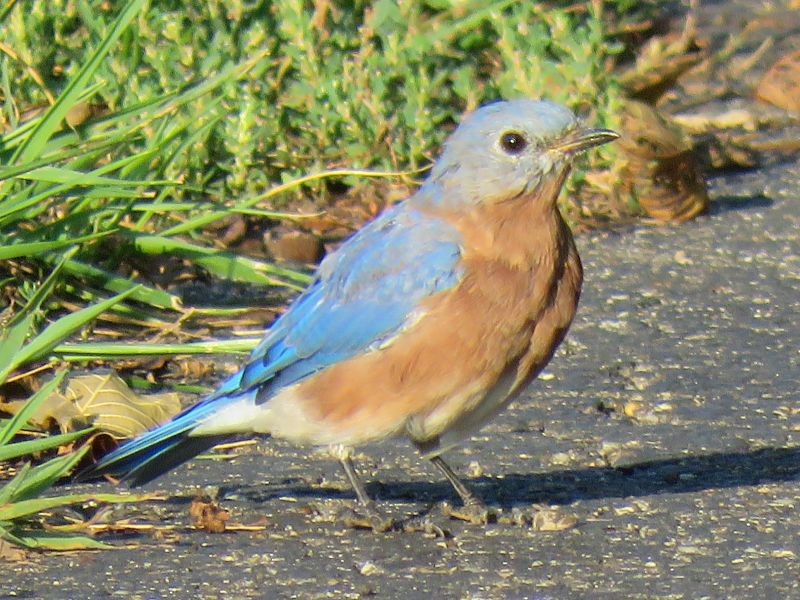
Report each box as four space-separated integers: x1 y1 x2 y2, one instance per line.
234 206 464 400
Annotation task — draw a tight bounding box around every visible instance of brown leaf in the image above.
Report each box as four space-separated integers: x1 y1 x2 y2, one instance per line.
189 497 230 533
4 373 182 438
0 539 28 561
65 102 105 128
757 50 800 113
173 358 216 381
264 229 326 264
531 508 580 532
616 100 709 223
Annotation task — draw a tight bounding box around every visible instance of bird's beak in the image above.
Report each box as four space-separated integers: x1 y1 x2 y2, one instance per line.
551 128 620 155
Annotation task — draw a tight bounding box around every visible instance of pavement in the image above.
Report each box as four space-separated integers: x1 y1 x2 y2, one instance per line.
5 2 800 599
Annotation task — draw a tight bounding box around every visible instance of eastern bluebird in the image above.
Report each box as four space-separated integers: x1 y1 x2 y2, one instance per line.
81 100 618 530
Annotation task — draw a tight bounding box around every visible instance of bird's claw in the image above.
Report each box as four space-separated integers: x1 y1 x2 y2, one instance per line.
441 499 495 525
338 503 394 533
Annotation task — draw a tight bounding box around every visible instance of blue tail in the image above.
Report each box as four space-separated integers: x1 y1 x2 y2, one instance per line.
77 388 241 487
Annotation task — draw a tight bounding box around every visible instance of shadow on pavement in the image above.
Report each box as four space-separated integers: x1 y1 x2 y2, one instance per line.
222 444 800 509
709 193 773 215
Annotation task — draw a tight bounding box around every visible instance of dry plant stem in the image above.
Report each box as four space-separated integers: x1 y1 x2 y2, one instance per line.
0 42 55 106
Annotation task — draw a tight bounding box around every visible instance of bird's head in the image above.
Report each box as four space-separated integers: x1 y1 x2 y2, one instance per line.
422 99 618 207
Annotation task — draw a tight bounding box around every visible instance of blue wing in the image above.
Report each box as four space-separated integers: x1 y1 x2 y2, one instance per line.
237 204 464 398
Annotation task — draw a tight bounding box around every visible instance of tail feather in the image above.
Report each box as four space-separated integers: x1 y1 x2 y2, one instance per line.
121 434 229 487
76 392 240 487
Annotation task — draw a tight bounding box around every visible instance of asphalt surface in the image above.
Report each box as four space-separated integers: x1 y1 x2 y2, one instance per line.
6 4 800 600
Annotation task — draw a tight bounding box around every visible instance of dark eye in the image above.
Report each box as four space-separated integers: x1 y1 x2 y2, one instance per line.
499 131 528 155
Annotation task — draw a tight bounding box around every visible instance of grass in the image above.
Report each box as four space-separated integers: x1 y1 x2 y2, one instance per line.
0 0 657 550
0 261 159 550
2 1 647 205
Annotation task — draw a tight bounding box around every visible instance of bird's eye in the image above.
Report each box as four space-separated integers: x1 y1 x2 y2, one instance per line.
499 131 528 155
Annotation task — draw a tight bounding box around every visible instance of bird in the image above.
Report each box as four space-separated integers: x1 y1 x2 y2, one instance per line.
79 99 618 530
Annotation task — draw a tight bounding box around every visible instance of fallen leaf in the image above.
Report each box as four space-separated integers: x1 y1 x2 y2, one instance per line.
531 508 579 532
618 9 705 103
616 100 709 223
757 49 800 113
264 229 326 264
65 102 105 128
0 539 28 561
1 373 182 438
172 358 216 381
189 497 230 533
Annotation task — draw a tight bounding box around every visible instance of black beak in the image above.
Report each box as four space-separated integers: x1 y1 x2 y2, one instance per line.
552 128 619 155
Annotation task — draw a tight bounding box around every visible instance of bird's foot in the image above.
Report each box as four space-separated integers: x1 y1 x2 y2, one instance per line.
441 498 495 525
338 502 394 533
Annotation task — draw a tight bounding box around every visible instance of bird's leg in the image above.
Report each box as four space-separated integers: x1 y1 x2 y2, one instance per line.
331 445 394 532
429 455 494 525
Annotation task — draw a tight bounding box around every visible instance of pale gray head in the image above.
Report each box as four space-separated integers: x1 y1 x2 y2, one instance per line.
420 99 618 206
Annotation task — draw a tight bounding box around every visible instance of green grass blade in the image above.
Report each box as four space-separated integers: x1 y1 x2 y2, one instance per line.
0 429 93 462
0 530 111 551
0 0 17 23
0 446 89 504
0 371 67 446
133 235 311 287
0 463 31 504
59 259 182 311
0 232 111 261
0 287 141 383
0 314 36 380
5 248 78 330
160 168 408 237
0 490 156 521
15 165 175 187
10 0 146 164
0 525 33 549
0 82 104 151
0 137 121 184
54 337 261 359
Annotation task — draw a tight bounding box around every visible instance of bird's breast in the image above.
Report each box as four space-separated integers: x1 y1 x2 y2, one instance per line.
406 221 583 450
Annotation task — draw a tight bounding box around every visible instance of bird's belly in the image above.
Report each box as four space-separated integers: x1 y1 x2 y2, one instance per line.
409 360 523 457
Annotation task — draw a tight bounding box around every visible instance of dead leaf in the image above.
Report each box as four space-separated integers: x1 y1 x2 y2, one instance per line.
757 49 800 113
172 358 216 381
264 229 326 264
618 6 705 103
189 497 230 533
65 102 105 128
616 100 709 223
0 373 182 438
672 109 761 134
531 508 580 532
0 539 28 561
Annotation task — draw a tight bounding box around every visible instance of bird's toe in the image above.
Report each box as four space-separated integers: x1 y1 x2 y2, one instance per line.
338 502 395 533
441 499 496 525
